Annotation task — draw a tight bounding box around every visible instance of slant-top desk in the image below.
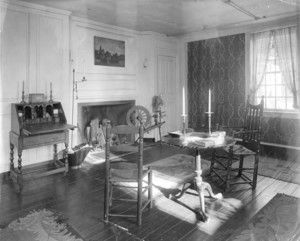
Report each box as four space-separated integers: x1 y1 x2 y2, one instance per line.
9 100 76 192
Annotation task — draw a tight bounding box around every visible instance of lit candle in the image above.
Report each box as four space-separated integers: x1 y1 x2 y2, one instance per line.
182 86 185 115
208 88 211 113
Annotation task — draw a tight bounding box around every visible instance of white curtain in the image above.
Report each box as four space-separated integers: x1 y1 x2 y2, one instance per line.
273 26 299 109
249 31 272 102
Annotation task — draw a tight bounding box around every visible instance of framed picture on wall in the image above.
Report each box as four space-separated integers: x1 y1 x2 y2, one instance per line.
94 36 125 67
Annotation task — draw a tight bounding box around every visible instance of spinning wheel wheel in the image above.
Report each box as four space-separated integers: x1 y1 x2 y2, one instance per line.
126 106 151 127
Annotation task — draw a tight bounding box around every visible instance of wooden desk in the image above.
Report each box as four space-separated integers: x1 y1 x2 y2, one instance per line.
9 101 76 192
162 131 235 222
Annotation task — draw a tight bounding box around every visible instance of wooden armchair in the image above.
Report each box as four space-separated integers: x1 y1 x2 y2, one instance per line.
210 96 264 190
103 121 153 226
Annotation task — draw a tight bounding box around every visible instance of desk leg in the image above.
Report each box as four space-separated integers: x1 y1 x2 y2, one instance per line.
64 142 69 175
53 144 58 164
195 150 222 222
9 144 14 177
17 152 23 192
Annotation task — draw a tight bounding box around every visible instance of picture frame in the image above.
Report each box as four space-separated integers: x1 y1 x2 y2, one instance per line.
94 36 125 67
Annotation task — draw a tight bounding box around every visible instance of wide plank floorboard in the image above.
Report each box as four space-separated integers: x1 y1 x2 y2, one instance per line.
0 143 299 240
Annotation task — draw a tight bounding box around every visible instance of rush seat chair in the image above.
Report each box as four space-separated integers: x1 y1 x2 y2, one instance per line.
103 121 153 225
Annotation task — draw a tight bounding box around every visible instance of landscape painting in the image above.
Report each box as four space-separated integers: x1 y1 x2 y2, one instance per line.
94 36 125 67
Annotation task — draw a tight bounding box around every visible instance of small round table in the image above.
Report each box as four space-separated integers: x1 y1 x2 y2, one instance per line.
162 131 235 222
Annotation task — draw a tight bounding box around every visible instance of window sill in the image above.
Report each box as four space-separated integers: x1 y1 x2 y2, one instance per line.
264 110 300 119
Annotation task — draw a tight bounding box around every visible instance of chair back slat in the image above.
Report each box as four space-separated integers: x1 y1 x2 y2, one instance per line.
105 121 144 168
242 96 264 151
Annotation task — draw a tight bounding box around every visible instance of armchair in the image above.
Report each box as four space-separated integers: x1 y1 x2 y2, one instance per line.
210 96 264 190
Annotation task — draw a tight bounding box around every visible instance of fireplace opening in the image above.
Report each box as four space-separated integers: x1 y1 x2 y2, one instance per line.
77 100 135 149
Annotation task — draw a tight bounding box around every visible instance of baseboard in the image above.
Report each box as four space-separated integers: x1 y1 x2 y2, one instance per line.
260 144 300 160
261 141 300 151
0 159 62 179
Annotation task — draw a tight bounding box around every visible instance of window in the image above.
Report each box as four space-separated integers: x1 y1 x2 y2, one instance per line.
256 34 294 110
249 26 298 113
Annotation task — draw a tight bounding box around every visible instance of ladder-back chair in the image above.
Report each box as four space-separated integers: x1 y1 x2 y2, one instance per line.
103 121 153 225
210 96 264 190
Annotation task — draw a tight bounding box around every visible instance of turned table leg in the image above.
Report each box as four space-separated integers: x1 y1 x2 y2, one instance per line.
194 150 222 222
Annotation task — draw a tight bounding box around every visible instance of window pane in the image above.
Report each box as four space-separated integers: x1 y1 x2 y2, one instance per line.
265 74 274 85
267 86 276 97
275 73 282 84
276 98 286 109
286 87 293 97
276 85 285 97
266 98 275 109
287 98 294 109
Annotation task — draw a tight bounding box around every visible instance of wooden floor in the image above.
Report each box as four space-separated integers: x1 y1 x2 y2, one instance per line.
1 143 300 241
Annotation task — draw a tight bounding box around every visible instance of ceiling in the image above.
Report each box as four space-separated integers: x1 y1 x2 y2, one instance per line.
16 0 300 36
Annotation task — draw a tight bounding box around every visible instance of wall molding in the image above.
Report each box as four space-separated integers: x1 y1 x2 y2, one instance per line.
0 0 71 17
180 14 300 43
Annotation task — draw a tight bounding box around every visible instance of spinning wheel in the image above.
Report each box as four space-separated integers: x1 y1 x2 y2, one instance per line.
126 105 151 127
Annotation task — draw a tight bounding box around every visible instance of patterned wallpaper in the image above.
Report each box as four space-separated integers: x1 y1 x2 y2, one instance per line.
187 34 246 131
187 33 300 147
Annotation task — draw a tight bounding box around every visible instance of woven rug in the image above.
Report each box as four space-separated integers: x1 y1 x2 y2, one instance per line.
0 209 83 241
211 193 300 241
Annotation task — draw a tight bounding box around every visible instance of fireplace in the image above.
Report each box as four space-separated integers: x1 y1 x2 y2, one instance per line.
77 100 135 145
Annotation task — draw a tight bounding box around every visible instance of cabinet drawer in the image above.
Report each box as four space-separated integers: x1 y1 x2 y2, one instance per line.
23 131 68 149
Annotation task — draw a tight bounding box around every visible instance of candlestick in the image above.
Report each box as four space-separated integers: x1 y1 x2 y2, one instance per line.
49 82 53 102
182 86 185 116
20 81 26 104
182 114 186 135
205 112 213 136
208 88 211 113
